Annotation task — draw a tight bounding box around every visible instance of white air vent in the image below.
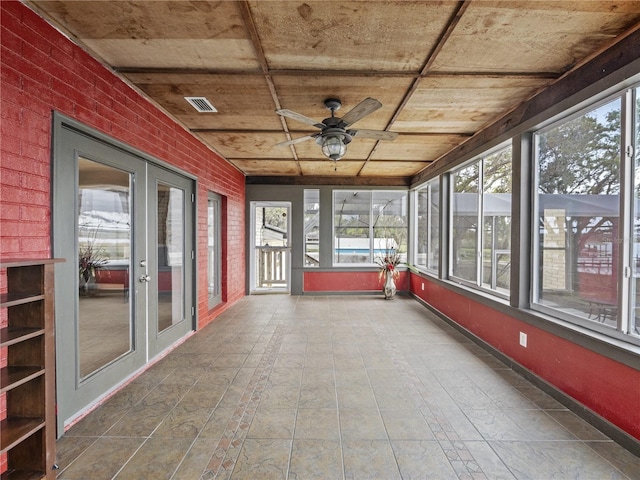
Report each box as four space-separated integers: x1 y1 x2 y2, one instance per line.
184 96 217 113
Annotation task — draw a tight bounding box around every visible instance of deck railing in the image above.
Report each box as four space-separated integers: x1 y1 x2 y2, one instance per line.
255 246 288 289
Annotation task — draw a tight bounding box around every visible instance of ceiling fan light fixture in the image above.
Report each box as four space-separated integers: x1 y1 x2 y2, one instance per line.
321 134 347 161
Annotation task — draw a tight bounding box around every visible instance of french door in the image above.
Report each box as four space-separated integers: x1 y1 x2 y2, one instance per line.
53 117 195 434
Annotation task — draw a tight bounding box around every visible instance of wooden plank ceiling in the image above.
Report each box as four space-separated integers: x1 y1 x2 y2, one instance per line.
28 1 640 183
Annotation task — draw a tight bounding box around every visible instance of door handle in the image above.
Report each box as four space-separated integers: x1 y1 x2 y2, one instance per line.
139 275 151 283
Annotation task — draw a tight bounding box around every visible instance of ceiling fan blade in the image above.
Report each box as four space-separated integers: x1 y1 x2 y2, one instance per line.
276 109 324 128
341 97 382 126
275 134 317 147
351 129 399 141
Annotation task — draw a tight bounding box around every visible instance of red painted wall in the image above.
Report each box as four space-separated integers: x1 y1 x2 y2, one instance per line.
0 4 246 470
410 273 640 442
0 1 245 326
304 270 409 292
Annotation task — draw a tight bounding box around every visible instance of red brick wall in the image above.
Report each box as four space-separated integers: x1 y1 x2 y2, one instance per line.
1 5 246 469
1 4 246 467
0 1 245 325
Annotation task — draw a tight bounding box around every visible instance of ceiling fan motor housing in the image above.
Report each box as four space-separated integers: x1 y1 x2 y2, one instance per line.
316 128 353 145
324 98 342 112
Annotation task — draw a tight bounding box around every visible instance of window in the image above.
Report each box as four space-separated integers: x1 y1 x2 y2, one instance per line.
208 192 222 308
333 190 407 265
631 86 640 338
451 163 480 283
450 145 512 295
415 178 440 273
482 150 512 291
304 189 319 267
533 96 632 336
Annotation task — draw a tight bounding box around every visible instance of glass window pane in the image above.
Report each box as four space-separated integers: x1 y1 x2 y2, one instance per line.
452 163 479 282
78 157 132 378
304 189 320 267
333 190 407 265
334 191 372 264
372 191 407 263
631 87 640 337
429 181 440 273
535 98 621 327
416 187 429 269
482 147 512 292
208 193 221 307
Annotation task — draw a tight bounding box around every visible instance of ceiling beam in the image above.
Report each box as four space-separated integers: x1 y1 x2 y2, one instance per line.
246 175 411 186
190 128 475 137
116 66 559 80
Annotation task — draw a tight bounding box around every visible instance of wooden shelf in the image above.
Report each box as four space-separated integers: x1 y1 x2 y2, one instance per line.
0 259 61 269
0 328 44 348
0 367 45 394
0 418 45 453
0 293 45 309
0 259 59 479
1 469 46 480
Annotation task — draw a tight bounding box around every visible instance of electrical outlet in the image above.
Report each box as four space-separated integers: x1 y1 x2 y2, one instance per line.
421 282 424 291
519 332 527 348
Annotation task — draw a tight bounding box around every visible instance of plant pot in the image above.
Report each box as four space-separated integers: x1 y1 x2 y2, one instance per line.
383 270 396 300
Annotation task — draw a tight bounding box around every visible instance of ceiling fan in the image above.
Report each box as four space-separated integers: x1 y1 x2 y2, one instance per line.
275 97 398 161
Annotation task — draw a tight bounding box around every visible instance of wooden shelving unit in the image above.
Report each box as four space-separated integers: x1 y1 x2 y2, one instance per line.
1 259 60 480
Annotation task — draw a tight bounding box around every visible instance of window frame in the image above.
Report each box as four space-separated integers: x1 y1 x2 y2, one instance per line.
207 191 222 309
530 87 640 344
414 178 440 276
303 189 320 267
448 143 513 299
332 189 408 267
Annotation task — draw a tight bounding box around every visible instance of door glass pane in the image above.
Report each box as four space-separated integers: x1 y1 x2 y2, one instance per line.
254 205 289 289
78 158 132 378
157 183 184 332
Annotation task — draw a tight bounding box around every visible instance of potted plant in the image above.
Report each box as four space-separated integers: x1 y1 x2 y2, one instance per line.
376 249 401 299
78 239 108 296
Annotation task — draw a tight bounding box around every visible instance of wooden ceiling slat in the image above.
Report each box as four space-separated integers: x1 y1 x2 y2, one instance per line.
27 0 640 182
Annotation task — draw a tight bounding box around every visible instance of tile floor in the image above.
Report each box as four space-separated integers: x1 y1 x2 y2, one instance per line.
56 295 640 479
